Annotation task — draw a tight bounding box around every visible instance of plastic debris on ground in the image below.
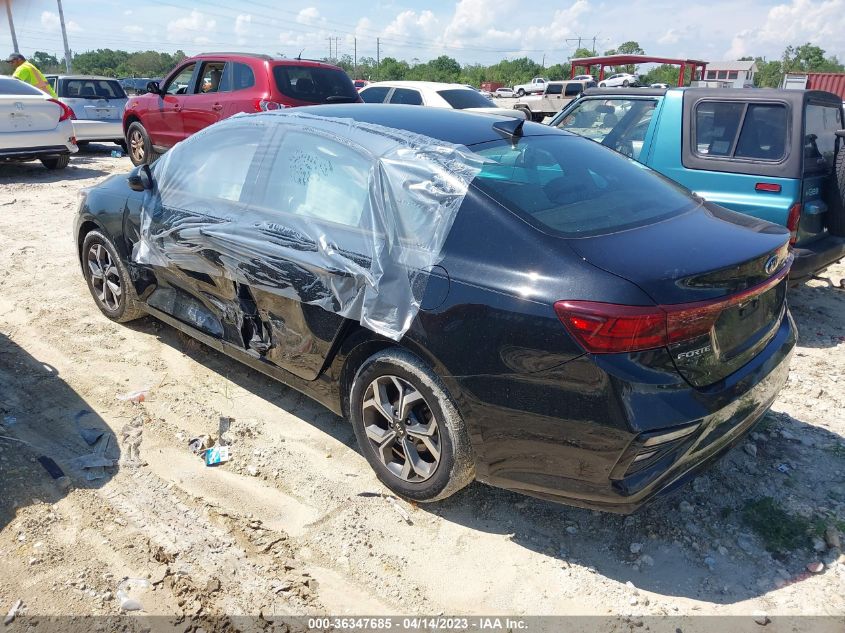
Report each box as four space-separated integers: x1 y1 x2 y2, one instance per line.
120 414 146 466
4 599 23 625
117 388 149 403
2 415 17 426
205 445 231 466
116 578 149 612
385 496 412 524
36 456 65 480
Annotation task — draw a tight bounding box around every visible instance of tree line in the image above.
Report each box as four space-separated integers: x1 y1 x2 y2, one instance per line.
2 42 841 89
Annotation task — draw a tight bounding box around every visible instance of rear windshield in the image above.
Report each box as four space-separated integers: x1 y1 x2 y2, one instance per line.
0 77 43 96
804 103 843 172
272 65 358 103
62 79 126 99
693 101 787 161
437 89 495 109
470 135 697 237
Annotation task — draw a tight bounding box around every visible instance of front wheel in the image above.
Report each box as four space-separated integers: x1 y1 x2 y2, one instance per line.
598 82 606 88
81 230 145 323
126 121 160 166
349 348 475 503
622 80 630 87
40 154 70 170
516 88 525 97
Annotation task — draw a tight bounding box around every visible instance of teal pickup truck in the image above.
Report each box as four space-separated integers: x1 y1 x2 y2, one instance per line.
550 87 845 282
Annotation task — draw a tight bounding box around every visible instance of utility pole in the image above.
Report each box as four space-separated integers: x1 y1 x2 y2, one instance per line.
354 37 357 79
327 37 332 61
56 0 72 72
376 37 380 81
332 36 341 61
591 35 597 55
5 0 19 54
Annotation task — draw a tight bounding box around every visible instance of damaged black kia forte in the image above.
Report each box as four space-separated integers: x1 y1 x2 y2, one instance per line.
74 105 796 513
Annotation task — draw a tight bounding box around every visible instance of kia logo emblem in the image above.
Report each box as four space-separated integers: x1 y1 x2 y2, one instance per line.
764 255 779 275
14 102 23 111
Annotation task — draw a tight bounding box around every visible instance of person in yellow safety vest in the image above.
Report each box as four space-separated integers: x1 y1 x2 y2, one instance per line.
5 53 58 98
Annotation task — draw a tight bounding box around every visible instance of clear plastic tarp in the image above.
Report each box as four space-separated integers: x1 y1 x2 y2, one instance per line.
133 111 485 340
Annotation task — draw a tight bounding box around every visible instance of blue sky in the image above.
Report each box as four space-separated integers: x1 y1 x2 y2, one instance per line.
3 0 845 67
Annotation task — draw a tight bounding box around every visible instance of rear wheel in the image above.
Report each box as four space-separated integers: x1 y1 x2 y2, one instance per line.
81 230 145 323
349 348 474 502
40 155 70 170
516 88 525 97
599 82 606 88
622 80 630 87
126 121 160 166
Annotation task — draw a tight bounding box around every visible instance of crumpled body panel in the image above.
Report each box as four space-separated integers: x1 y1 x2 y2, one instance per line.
133 111 484 340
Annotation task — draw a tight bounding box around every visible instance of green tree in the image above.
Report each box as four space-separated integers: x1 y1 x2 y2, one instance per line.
782 43 844 73
602 41 645 73
545 63 570 80
30 51 62 72
377 57 410 81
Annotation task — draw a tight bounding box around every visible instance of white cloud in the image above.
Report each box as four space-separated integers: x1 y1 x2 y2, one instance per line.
235 14 252 41
40 10 81 34
296 7 321 25
167 10 217 45
725 0 845 59
383 10 440 40
658 29 680 46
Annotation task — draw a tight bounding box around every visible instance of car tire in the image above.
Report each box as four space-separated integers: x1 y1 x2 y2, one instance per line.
828 138 845 237
599 82 606 88
622 80 630 87
126 121 160 166
516 88 525 97
40 154 70 170
349 348 475 503
81 230 145 323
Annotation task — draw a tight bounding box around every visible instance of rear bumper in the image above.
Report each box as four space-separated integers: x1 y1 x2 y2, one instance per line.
790 235 845 282
472 310 796 514
72 119 123 142
0 144 75 162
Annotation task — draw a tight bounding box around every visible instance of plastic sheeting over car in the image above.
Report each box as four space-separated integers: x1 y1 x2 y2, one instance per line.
132 111 485 340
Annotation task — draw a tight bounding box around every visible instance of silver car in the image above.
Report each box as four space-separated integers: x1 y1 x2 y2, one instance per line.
46 75 127 148
0 76 77 170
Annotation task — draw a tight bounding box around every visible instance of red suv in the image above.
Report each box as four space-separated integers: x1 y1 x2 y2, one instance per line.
123 52 360 165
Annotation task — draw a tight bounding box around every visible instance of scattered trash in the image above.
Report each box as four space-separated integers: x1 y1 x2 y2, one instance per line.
116 578 149 612
0 198 16 206
385 496 412 524
4 599 23 625
752 611 770 626
110 149 125 158
246 464 259 476
120 414 145 465
36 455 65 480
78 427 105 446
776 463 790 474
75 435 117 480
806 561 824 574
2 415 17 426
218 416 234 445
117 388 149 403
188 435 214 455
205 445 230 466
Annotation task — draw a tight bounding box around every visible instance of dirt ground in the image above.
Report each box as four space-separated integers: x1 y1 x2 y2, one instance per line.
0 146 843 630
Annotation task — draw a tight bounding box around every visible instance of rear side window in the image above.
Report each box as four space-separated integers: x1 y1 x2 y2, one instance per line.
436 89 494 109
389 88 423 105
470 136 697 237
0 77 42 96
63 79 126 99
272 65 358 103
360 86 389 103
694 101 787 160
564 83 582 96
545 84 563 95
804 103 843 171
227 62 255 91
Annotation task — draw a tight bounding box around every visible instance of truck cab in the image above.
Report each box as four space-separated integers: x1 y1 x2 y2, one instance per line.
550 87 845 282
513 77 548 97
513 79 595 122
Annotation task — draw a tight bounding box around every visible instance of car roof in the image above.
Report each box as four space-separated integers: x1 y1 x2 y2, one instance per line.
362 81 475 91
45 74 120 81
581 86 843 105
293 104 567 146
191 52 342 70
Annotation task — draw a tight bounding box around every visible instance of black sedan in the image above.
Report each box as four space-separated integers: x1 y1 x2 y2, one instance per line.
74 105 796 513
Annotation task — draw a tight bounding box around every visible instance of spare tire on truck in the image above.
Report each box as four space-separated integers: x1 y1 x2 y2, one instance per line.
827 130 845 237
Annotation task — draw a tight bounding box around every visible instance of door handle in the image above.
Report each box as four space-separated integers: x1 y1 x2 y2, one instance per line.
212 103 223 111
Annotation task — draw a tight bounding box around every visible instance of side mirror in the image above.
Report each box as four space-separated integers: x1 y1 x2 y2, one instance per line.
128 164 153 192
146 81 161 95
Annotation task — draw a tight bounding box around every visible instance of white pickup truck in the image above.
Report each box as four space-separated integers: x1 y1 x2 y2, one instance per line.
512 77 549 97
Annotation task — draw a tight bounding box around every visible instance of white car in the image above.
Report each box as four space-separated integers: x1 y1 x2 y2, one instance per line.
0 76 77 170
493 87 515 98
598 73 639 88
359 81 525 119
46 75 127 149
573 74 595 81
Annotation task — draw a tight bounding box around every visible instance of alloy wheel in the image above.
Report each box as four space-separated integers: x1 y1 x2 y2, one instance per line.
362 375 441 482
129 129 145 163
87 243 122 311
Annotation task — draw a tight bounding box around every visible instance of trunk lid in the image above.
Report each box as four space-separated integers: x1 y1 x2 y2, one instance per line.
0 95 60 133
63 97 125 122
567 203 792 386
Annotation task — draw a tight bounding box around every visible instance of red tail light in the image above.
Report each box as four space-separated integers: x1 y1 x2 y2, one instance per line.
554 257 792 354
786 203 801 246
755 182 781 193
48 98 75 121
254 99 287 112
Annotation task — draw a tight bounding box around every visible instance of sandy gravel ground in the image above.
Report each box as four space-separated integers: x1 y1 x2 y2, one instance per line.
0 146 843 631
